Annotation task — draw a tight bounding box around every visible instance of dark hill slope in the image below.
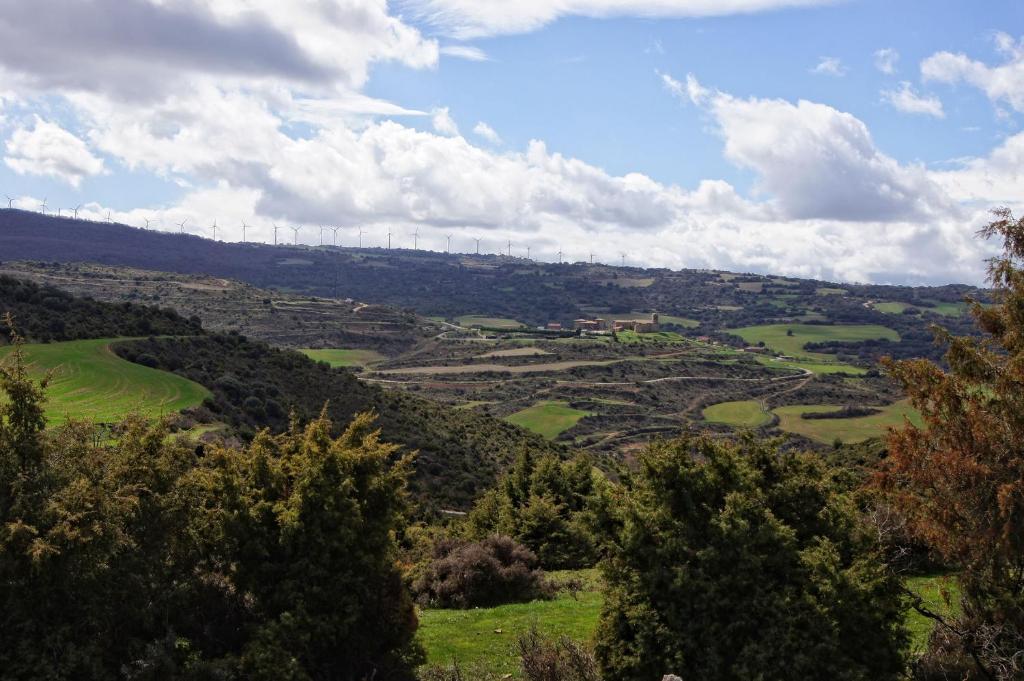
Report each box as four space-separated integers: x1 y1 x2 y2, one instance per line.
0 274 201 342
118 334 564 511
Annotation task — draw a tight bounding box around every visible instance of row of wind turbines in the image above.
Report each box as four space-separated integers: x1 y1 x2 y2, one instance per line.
3 194 633 267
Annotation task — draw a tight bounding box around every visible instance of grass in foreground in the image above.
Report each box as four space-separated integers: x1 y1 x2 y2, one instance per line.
728 323 900 361
905 574 961 652
0 339 209 425
300 348 386 368
506 400 592 439
417 570 602 677
773 400 922 444
416 568 954 676
703 400 771 428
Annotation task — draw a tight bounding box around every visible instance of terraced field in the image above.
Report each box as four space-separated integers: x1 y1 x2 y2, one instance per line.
300 348 386 367
773 400 922 444
506 400 592 439
0 339 210 424
728 323 900 360
457 315 524 328
703 400 771 428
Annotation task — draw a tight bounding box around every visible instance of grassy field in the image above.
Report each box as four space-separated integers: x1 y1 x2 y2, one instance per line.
874 301 913 314
905 574 961 652
773 400 922 444
457 315 524 329
0 339 210 425
703 400 771 428
506 400 592 439
418 570 602 677
300 348 386 367
416 568 956 675
755 355 867 375
656 314 700 328
728 323 900 360
616 330 687 344
875 300 967 317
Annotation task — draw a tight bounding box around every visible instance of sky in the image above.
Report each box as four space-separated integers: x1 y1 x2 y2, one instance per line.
0 0 1021 285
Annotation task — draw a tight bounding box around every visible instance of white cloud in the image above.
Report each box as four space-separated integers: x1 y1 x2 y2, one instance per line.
811 56 846 77
874 48 899 75
4 116 105 187
922 32 1024 113
881 82 945 118
684 75 949 222
440 45 490 61
405 0 839 39
932 131 1024 206
431 107 460 136
473 121 502 144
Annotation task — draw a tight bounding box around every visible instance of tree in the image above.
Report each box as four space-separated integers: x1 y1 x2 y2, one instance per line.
0 329 421 680
465 449 600 569
594 434 908 681
878 208 1024 680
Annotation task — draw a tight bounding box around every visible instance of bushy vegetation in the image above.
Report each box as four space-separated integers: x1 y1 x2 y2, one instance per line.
879 208 1024 680
412 535 552 608
0 336 421 679
594 434 909 681
0 273 201 342
465 450 602 570
116 333 563 512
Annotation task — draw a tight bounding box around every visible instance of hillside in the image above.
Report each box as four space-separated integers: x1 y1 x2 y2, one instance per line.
0 274 201 343
117 333 564 511
0 211 984 356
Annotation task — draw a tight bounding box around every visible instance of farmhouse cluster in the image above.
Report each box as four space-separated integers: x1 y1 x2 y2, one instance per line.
571 313 661 333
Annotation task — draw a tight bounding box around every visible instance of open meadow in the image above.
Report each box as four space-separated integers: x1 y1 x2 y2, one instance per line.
772 400 922 444
728 323 900 360
0 339 209 424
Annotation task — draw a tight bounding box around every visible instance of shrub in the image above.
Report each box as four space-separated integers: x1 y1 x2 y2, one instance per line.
413 535 552 608
518 627 599 681
594 434 909 681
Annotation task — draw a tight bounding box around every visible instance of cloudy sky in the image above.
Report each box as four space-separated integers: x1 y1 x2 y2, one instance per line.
0 0 1021 284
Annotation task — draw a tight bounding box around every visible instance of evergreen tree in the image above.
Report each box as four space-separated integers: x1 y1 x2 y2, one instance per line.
879 208 1024 680
594 435 908 681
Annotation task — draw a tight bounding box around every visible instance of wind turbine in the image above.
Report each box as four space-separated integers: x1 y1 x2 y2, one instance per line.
386 230 393 250
4 195 13 209
57 208 63 217
211 219 218 241
589 252 594 265
241 220 248 243
620 252 626 267
474 237 481 255
331 226 340 246
558 248 564 264
290 225 300 245
507 239 512 257
358 228 366 249
272 223 281 246
177 218 188 234
39 197 47 214
411 228 419 250
105 210 112 223
446 234 453 254
526 245 531 260
143 217 153 230
73 204 82 219
319 225 325 247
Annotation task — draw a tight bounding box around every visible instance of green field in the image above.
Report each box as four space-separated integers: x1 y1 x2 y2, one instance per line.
875 300 967 317
816 287 848 295
773 400 922 444
905 574 961 651
703 400 771 428
0 339 210 425
417 569 955 675
615 330 687 344
418 570 601 677
300 348 386 368
728 323 900 361
506 400 591 439
755 355 867 375
457 315 524 329
655 314 700 328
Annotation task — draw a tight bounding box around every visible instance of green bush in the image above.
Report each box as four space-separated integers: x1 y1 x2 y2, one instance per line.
594 434 909 681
